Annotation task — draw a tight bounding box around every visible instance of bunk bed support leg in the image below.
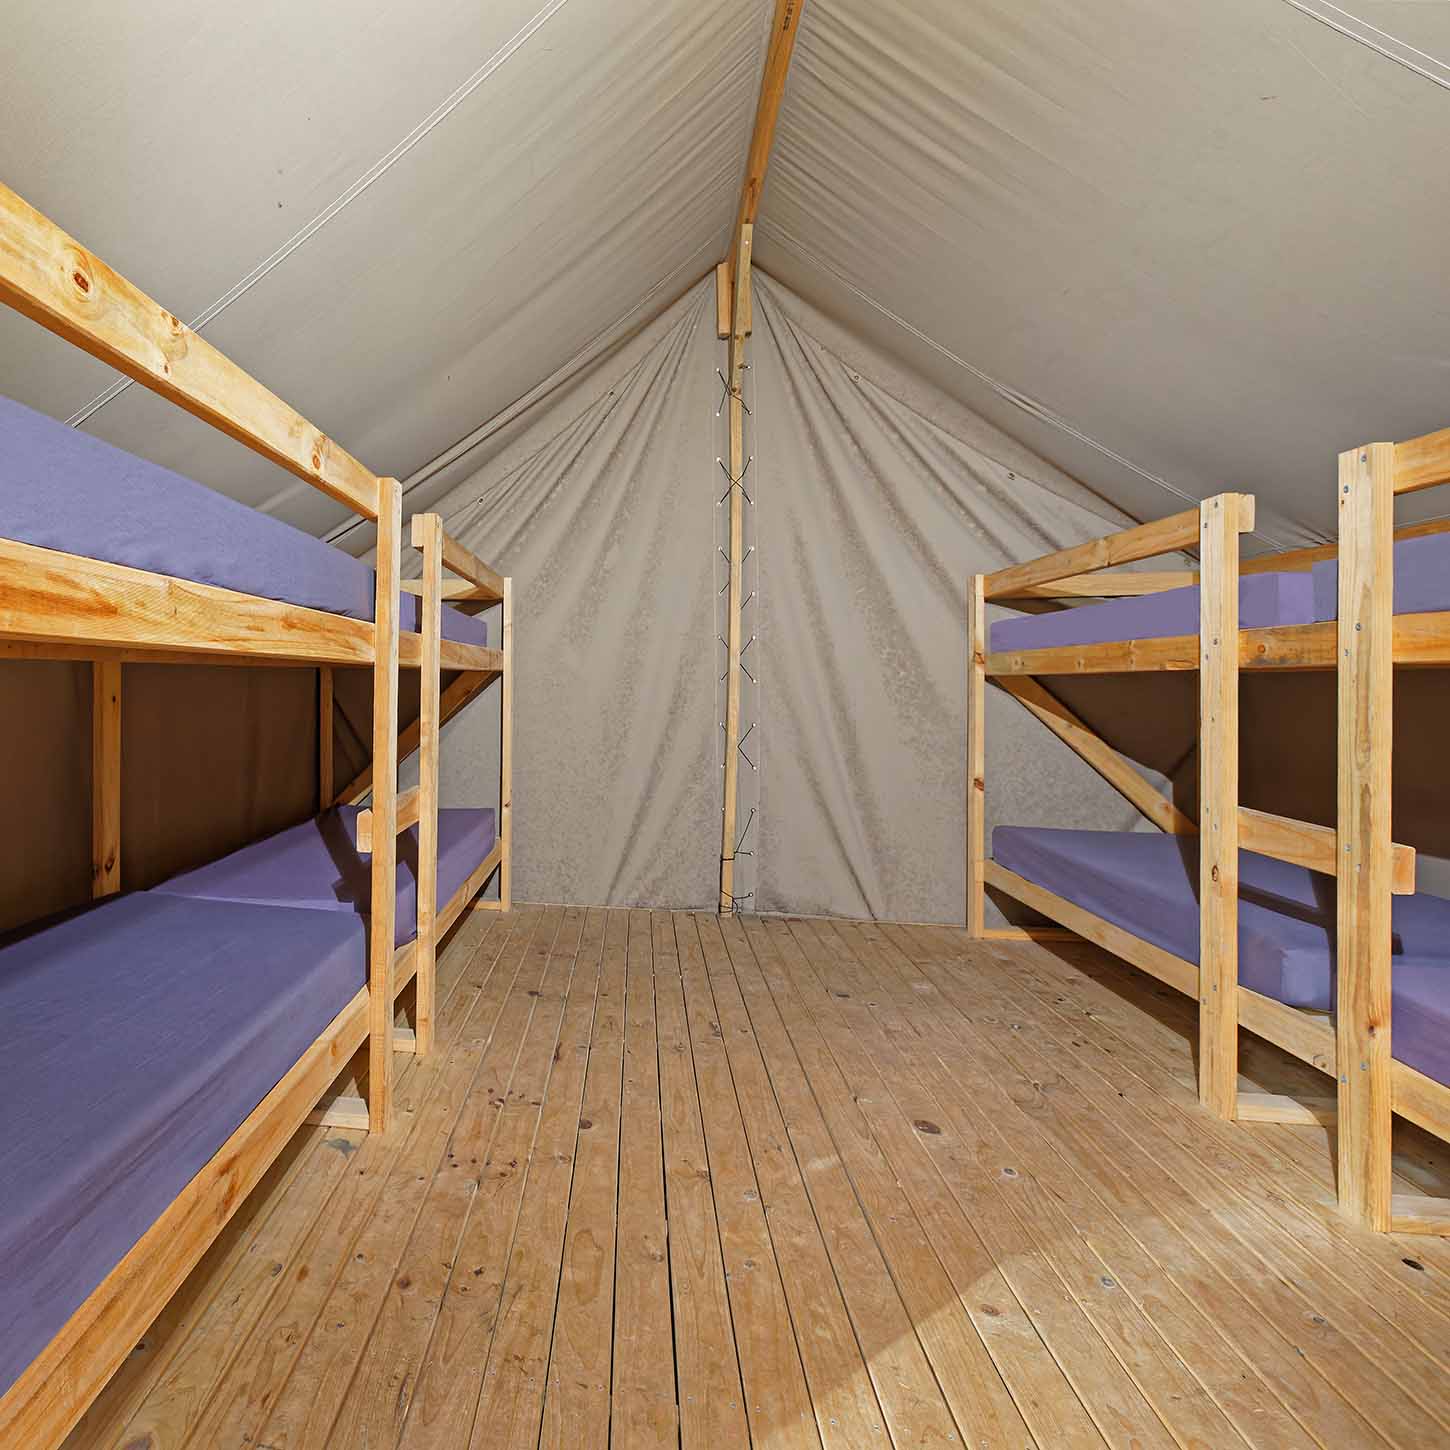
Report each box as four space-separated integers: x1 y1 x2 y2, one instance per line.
1336 442 1395 1231
414 514 444 1058
91 659 122 898
967 574 987 937
319 665 334 810
500 575 513 912
368 478 403 1134
1199 494 1242 1119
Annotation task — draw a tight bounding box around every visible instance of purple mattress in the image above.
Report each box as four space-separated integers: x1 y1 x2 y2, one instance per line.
0 892 366 1397
993 826 1450 1085
0 395 486 647
988 572 1314 653
1312 533 1450 622
152 804 497 945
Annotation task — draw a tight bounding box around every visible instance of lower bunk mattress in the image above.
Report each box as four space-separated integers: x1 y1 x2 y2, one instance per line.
152 804 497 943
0 893 367 1398
992 826 1450 1086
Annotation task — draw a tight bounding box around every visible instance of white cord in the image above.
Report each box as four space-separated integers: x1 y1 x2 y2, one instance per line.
65 0 576 429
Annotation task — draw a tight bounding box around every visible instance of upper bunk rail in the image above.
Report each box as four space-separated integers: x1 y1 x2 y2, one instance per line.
0 181 383 522
1394 425 1450 496
983 495 1254 602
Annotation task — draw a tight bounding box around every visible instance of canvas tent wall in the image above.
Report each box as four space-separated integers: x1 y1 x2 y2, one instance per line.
2 0 1448 930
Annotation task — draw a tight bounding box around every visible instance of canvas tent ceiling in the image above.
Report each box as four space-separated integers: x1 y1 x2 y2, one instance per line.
2 1 1447 546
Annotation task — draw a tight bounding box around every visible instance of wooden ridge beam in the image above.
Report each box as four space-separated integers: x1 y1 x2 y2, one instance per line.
717 0 808 335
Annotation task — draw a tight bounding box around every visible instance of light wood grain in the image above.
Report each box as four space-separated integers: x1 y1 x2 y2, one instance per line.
500 576 514 912
725 0 806 289
1000 569 1200 599
1198 494 1241 1120
1394 425 1450 495
966 576 988 937
1336 443 1396 1232
984 504 1224 601
719 225 752 913
90 660 121 898
367 479 402 1135
0 181 380 520
414 514 444 1058
438 530 505 602
1239 805 1415 893
1235 1091 1337 1126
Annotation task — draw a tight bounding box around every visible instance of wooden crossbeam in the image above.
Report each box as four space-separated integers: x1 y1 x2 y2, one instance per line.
1235 1090 1337 1126
1239 806 1415 894
0 182 381 521
356 785 420 853
998 570 1199 600
983 504 1231 601
1394 426 1450 496
993 675 1194 835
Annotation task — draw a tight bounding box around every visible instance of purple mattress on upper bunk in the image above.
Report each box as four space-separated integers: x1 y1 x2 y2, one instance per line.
988 572 1315 653
0 892 366 1398
993 826 1450 1086
151 804 497 944
0 395 487 647
1311 533 1450 621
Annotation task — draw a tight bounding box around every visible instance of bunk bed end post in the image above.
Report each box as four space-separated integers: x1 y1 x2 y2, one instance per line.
1336 442 1395 1231
414 513 444 1058
500 574 514 913
319 665 334 811
91 659 122 898
368 476 403 1134
1198 493 1242 1119
967 573 987 937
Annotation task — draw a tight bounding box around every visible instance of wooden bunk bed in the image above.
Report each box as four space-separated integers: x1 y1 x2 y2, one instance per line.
968 426 1450 1238
0 181 510 1445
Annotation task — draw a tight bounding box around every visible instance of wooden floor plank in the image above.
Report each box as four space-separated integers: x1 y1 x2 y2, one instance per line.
888 925 1430 1448
786 915 1230 1450
730 915 1028 1448
850 923 1323 1450
393 908 585 1448
933 930 1450 1430
540 909 630 1448
764 918 1125 1450
610 909 679 1448
175 907 552 1449
698 916 897 1446
806 917 1269 1450
466 908 608 1448
653 913 752 1448
674 913 822 1450
60 910 1450 1450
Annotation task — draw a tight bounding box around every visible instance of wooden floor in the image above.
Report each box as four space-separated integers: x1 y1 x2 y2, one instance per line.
65 907 1450 1449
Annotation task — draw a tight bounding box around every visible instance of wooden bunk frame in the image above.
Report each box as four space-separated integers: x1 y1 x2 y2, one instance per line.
969 423 1450 1238
0 181 506 1444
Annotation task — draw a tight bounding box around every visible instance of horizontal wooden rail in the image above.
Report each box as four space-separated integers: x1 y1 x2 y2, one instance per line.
1239 807 1415 893
999 570 1199 600
410 517 503 602
984 496 1253 601
1395 426 1450 496
400 577 495 603
0 182 381 521
357 785 420 852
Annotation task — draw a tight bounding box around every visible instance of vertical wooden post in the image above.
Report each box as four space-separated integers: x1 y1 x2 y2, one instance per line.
499 575 514 912
1336 442 1395 1231
319 665 334 811
367 478 402 1134
91 660 122 899
719 223 752 913
966 575 987 936
1198 493 1242 1119
412 514 443 1058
